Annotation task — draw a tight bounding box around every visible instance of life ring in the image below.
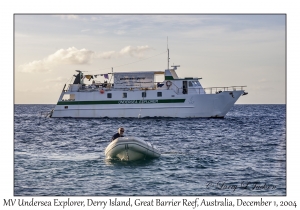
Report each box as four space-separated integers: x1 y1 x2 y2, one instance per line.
100 89 105 94
166 81 172 89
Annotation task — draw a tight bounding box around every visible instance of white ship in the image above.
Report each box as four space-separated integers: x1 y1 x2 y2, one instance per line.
51 53 247 118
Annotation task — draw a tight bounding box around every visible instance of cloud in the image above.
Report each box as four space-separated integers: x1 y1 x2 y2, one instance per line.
19 45 153 73
19 47 95 73
48 47 94 64
19 60 51 73
97 51 116 59
118 45 152 58
95 45 153 60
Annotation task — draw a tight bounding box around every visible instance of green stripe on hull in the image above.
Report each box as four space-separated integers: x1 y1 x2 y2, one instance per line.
57 99 185 105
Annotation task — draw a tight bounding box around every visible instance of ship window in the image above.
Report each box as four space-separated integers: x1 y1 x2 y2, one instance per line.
62 94 75 101
192 81 200 86
64 106 68 109
142 92 146 97
123 92 127 98
189 81 193 87
157 92 162 97
107 93 112 98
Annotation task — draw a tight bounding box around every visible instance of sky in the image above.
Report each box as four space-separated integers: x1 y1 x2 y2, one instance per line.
14 14 286 104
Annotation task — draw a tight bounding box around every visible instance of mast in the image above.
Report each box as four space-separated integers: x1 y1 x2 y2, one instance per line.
167 37 169 70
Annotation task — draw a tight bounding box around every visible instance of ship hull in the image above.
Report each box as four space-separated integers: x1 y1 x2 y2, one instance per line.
51 90 244 118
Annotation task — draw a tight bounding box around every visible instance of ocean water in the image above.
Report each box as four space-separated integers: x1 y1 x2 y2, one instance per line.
14 104 286 196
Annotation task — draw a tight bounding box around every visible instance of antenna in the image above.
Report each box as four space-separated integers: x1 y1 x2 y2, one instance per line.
167 37 170 70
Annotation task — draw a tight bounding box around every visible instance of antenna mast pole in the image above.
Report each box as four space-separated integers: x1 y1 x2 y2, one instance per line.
167 37 169 70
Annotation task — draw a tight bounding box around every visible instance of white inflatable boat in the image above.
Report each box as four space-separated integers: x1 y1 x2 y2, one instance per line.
105 137 161 161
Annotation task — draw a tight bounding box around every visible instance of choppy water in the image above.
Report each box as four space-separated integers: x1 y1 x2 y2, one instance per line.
14 104 286 196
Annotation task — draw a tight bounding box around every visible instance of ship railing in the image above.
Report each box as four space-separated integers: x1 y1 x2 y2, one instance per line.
79 84 107 90
203 86 247 94
66 83 114 92
74 82 163 91
176 87 204 94
175 86 246 95
66 83 246 95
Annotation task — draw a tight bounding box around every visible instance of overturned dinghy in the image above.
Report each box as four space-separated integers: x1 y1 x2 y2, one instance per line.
105 137 160 161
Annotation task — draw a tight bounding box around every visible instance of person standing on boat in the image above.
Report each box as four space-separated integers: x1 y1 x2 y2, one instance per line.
111 127 125 141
